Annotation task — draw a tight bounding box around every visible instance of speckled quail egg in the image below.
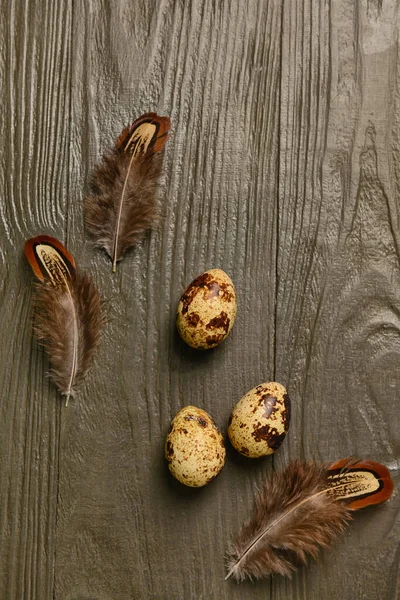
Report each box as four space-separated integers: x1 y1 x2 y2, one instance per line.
165 406 226 487
176 269 237 349
228 382 290 458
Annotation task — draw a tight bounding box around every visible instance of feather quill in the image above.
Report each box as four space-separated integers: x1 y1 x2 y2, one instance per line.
226 458 394 581
25 235 104 404
84 112 171 271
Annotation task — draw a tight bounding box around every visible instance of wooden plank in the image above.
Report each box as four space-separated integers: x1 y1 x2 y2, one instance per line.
0 0 398 598
54 1 282 599
0 1 73 599
274 0 400 598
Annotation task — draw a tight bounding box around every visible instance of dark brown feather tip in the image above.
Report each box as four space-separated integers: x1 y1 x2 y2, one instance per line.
327 458 394 509
84 112 171 270
116 113 171 154
25 235 76 283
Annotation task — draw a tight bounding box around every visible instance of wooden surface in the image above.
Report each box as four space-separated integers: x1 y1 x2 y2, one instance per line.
0 1 399 598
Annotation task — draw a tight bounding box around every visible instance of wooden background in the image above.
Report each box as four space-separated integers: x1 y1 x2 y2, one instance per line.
0 0 399 598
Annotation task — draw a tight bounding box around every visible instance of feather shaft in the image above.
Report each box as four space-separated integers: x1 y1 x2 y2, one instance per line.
64 279 79 395
112 150 136 272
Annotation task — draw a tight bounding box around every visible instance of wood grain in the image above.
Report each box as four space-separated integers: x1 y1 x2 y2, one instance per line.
0 1 72 598
275 1 400 598
0 0 398 599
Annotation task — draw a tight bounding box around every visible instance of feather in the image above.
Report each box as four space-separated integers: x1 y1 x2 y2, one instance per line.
84 112 171 272
226 458 394 581
25 235 104 404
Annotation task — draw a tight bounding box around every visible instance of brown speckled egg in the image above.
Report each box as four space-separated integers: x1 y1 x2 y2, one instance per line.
228 382 290 458
176 269 237 349
165 406 226 487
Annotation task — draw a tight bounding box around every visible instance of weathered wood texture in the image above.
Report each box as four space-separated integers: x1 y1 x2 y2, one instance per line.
0 0 399 598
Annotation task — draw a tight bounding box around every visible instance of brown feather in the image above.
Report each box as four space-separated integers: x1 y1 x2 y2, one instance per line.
84 112 171 271
25 236 104 402
226 459 393 581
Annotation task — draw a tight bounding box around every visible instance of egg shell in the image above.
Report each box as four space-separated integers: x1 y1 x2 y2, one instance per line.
228 382 290 458
176 269 237 349
165 406 226 487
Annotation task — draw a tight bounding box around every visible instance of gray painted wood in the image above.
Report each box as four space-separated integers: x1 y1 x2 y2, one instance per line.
0 0 398 598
